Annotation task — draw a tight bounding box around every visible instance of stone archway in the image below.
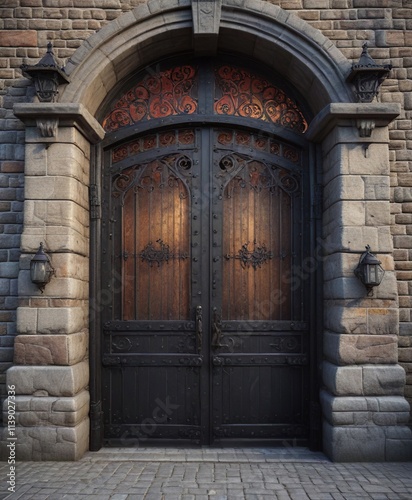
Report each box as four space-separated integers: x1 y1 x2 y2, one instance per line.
7 0 411 461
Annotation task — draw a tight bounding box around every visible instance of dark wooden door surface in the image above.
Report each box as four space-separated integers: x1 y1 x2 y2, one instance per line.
101 126 310 445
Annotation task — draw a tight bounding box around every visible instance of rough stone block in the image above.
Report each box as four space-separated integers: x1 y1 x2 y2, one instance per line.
52 253 89 281
324 332 398 365
19 273 88 300
14 331 88 366
324 225 379 254
0 30 37 47
323 420 386 461
377 396 411 413
0 418 89 461
17 307 38 334
363 175 390 200
323 141 390 186
37 307 87 334
366 307 399 335
323 200 366 230
24 200 89 237
365 201 391 226
22 143 47 176
24 126 91 158
46 142 89 185
24 176 88 210
324 305 367 334
323 175 364 209
6 361 89 397
2 390 89 427
21 229 89 256
363 365 406 396
323 361 363 396
17 305 88 335
385 426 412 461
373 270 398 301
324 276 365 300
323 253 358 281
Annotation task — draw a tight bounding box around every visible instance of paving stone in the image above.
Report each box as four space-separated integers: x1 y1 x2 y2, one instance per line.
0 448 411 499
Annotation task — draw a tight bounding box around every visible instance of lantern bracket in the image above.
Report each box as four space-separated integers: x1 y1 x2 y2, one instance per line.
347 43 392 103
30 242 55 293
21 42 70 103
354 245 385 297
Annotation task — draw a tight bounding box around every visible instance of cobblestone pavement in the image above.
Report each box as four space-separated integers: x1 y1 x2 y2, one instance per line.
1 448 412 500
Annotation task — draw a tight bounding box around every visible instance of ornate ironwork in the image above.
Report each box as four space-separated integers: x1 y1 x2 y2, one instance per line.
225 241 273 270
103 65 198 132
214 65 308 132
195 305 203 353
102 62 309 133
211 307 227 349
270 336 301 352
112 153 192 202
139 239 188 267
112 337 133 352
112 129 195 164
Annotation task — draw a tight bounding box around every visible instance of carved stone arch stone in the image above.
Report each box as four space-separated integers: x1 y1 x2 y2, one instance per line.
10 0 412 462
59 0 352 115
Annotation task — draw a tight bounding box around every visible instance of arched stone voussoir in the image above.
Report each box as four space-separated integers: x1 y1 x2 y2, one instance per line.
59 0 353 117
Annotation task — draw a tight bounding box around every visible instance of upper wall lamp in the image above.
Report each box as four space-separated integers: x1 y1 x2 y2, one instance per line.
347 43 392 103
30 242 55 293
21 42 70 103
354 245 385 297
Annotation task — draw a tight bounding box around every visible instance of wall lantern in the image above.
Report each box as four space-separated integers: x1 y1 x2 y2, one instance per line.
347 43 392 103
21 42 70 103
354 245 385 296
30 243 55 292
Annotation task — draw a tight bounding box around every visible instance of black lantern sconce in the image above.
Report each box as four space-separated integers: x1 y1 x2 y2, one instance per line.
354 245 385 296
347 43 392 103
30 243 55 292
21 42 69 103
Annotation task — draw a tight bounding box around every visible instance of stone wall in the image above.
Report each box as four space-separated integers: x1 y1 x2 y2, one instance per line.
0 0 411 435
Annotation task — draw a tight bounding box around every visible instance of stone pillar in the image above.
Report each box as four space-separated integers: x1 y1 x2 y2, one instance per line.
308 103 412 461
1 104 104 461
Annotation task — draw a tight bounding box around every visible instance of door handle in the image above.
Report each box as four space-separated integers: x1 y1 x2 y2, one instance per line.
212 307 227 349
195 305 202 353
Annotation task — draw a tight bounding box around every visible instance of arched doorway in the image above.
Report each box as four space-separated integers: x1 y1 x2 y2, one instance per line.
97 58 321 446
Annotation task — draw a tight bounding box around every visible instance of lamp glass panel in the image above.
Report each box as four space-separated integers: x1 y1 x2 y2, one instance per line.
367 264 377 284
30 261 47 283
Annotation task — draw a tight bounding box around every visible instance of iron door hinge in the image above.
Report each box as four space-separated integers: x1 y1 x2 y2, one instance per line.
90 183 101 220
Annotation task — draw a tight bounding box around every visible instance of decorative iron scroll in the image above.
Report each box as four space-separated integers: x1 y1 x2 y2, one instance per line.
218 155 300 197
102 63 309 133
225 241 273 270
214 65 308 133
112 154 192 201
102 65 198 132
216 129 301 165
270 336 301 353
139 239 188 267
112 129 196 164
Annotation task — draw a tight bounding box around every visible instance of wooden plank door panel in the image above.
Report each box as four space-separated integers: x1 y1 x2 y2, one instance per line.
102 130 204 444
102 126 310 445
211 128 310 443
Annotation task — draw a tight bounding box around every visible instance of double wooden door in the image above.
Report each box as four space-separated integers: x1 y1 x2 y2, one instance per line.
101 126 311 445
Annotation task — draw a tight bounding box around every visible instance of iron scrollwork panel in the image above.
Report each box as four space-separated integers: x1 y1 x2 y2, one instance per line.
139 239 189 267
225 240 273 270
